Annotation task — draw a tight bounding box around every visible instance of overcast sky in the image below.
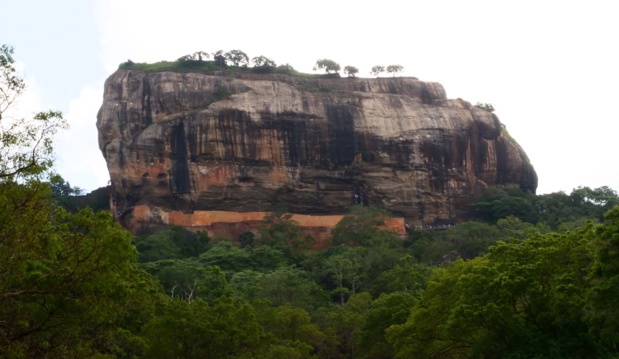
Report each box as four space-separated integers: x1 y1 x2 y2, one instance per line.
1 0 617 194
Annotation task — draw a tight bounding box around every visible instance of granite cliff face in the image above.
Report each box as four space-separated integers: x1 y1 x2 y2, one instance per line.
97 69 537 236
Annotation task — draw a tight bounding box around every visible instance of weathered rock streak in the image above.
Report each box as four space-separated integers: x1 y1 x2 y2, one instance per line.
97 70 537 234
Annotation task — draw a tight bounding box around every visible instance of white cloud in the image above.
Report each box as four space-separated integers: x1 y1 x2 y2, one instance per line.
53 83 110 192
3 61 44 120
1 61 109 192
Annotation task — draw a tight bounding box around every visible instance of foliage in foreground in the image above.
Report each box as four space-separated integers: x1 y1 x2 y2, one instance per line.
388 226 599 358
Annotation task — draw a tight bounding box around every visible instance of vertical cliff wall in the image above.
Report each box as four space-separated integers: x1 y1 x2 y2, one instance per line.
97 70 537 235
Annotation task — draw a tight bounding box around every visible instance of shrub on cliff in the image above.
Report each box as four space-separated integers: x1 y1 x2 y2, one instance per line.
224 49 249 67
314 58 341 74
251 55 277 73
344 65 359 78
370 65 385 77
275 63 295 75
386 64 404 76
475 102 495 112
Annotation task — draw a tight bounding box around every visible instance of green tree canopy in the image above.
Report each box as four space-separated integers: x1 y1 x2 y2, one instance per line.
198 240 251 271
470 187 538 224
357 292 418 359
332 206 400 247
0 204 159 357
258 210 314 256
586 207 619 348
388 227 599 358
258 267 327 310
323 249 364 304
0 44 159 357
133 226 209 262
49 173 83 196
143 298 267 358
258 304 330 358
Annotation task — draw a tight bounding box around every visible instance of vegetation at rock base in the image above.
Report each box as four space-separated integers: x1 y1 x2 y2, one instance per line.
120 201 619 358
5 43 619 357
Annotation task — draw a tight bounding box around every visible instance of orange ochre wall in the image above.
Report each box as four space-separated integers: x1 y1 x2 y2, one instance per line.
130 205 406 249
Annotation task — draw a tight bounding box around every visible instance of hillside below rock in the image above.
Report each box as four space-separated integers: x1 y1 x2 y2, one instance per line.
97 70 537 235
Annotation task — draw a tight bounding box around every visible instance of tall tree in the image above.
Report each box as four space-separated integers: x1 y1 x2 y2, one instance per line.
313 59 341 74
357 292 418 359
344 65 359 78
325 292 372 357
225 49 249 67
49 173 83 196
386 64 404 76
324 250 364 304
370 65 385 77
0 44 157 357
258 304 330 358
1 44 66 180
251 55 276 68
212 50 227 66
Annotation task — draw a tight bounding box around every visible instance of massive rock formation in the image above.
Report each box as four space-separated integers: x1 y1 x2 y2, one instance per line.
97 69 537 236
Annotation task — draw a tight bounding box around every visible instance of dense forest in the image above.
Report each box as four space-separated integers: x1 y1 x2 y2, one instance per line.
3 44 619 358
